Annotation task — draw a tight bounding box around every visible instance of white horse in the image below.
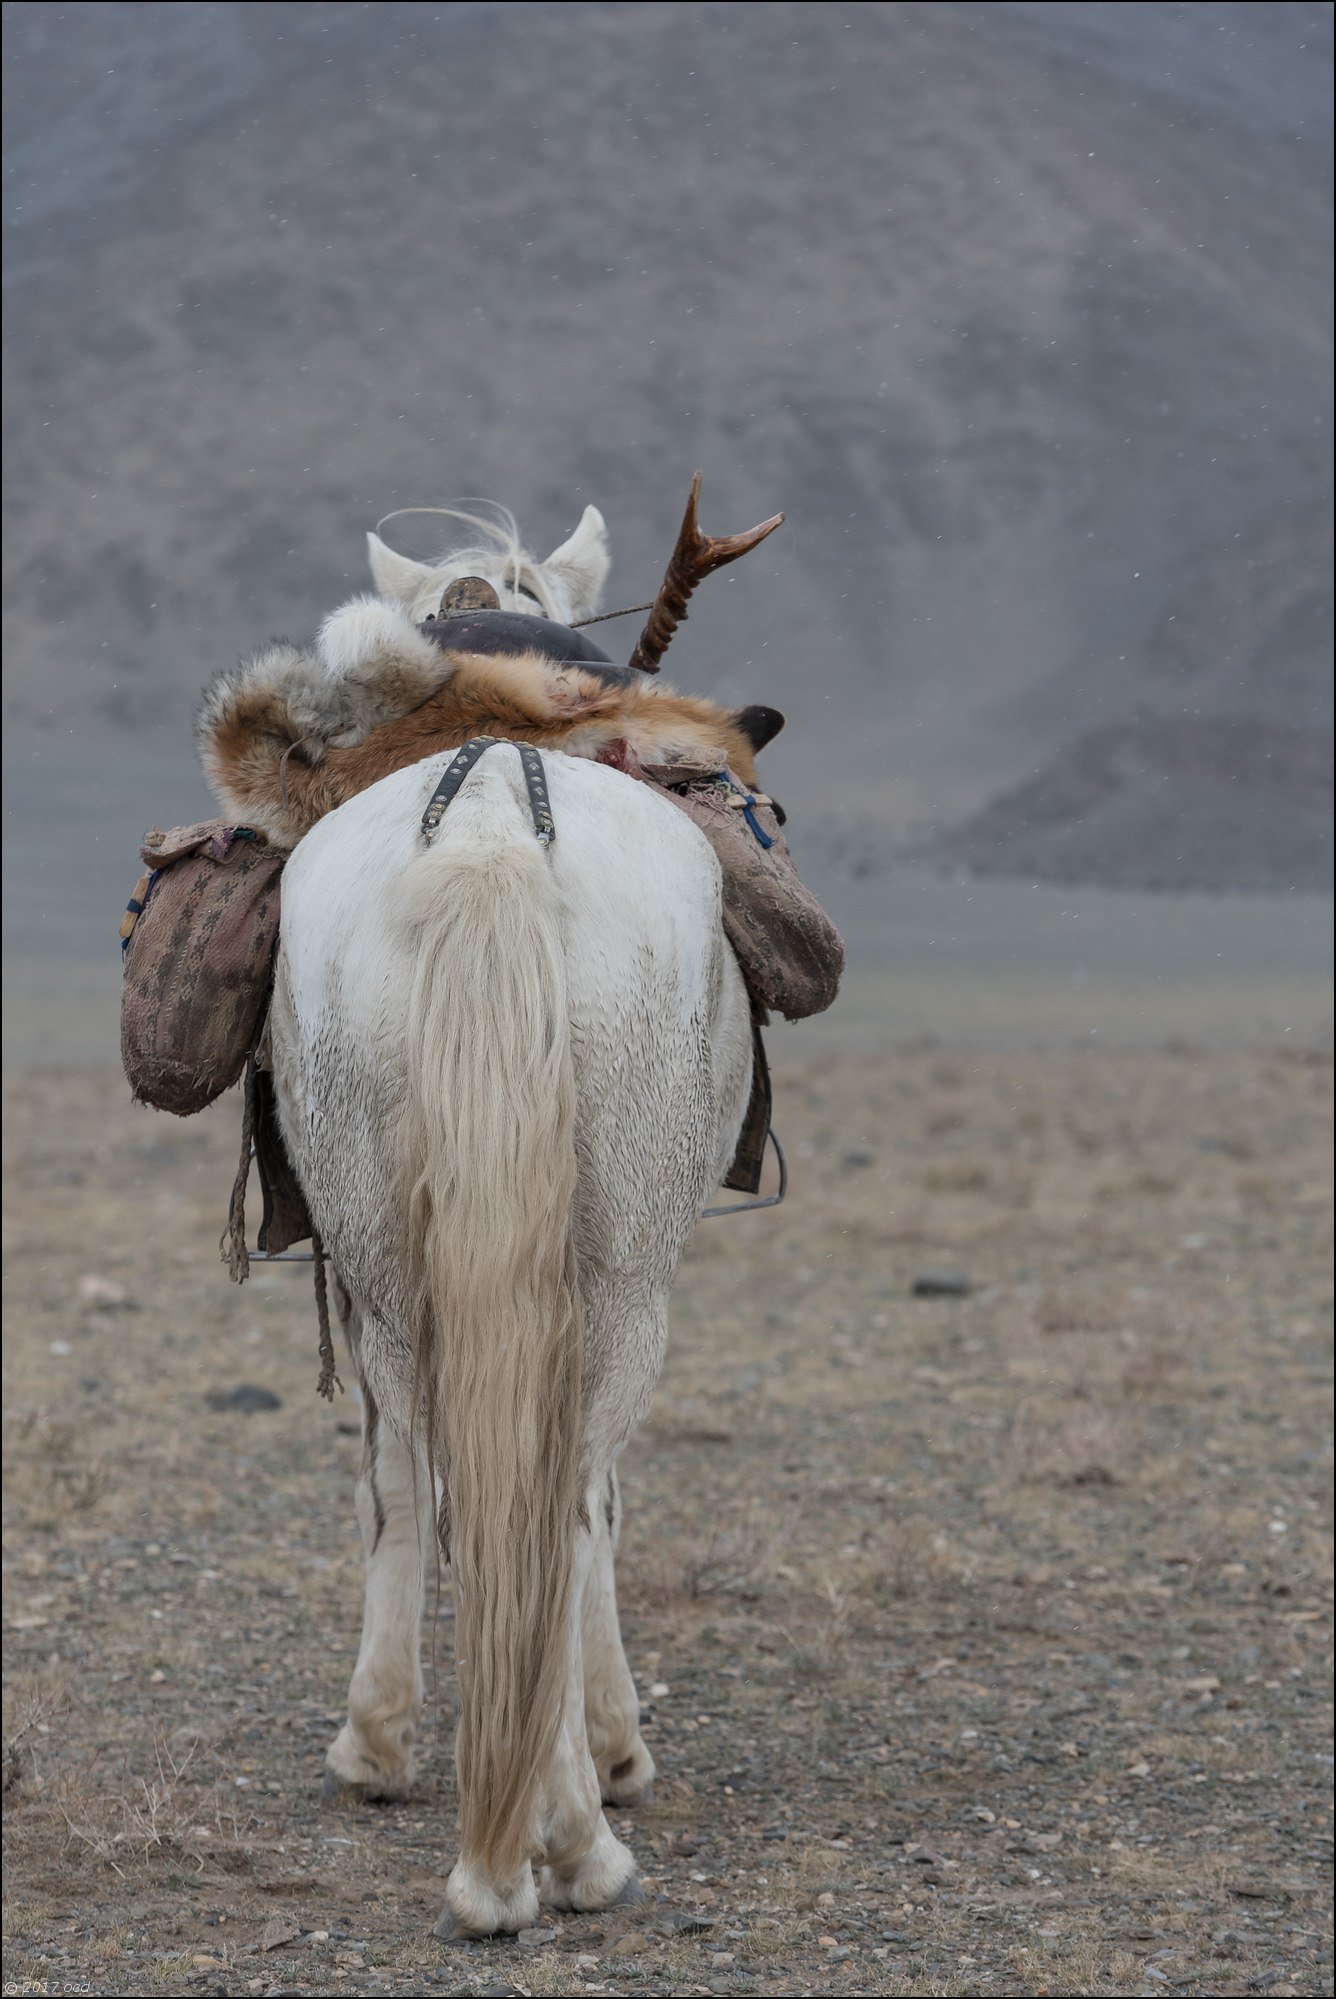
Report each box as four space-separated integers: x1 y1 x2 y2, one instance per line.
268 506 755 1938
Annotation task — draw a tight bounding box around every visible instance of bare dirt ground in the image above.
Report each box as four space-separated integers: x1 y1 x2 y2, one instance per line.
3 1042 1332 1998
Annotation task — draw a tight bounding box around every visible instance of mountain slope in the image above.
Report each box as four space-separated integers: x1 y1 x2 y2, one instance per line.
3 0 1330 855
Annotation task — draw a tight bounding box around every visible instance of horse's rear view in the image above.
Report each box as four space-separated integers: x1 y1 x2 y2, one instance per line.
270 745 754 1936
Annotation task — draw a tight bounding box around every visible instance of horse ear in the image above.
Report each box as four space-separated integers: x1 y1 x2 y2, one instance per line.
542 505 610 619
367 532 436 606
734 704 785 752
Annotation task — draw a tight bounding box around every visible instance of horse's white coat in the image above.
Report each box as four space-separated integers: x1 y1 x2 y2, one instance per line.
271 746 753 1934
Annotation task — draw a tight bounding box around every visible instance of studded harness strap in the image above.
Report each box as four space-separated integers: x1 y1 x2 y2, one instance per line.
421 737 555 847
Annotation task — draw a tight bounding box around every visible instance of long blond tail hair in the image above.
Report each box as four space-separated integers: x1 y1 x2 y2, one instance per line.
398 781 581 1882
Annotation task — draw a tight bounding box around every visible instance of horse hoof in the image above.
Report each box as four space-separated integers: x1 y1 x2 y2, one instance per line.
601 1743 656 1807
433 1906 474 1942
324 1768 408 1807
603 1780 655 1809
608 1873 647 1908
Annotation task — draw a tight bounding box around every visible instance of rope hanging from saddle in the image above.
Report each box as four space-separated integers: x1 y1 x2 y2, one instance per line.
222 1052 260 1284
312 1232 341 1403
221 1051 340 1400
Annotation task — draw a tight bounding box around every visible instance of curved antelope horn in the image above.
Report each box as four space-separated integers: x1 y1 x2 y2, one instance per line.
628 472 784 674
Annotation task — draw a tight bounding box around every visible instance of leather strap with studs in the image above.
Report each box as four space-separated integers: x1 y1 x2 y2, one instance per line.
421 737 555 847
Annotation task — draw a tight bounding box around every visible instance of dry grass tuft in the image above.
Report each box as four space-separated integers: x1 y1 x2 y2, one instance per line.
2 1672 70 1797
1035 1289 1119 1336
997 1399 1133 1487
626 1500 803 1613
856 1513 957 1600
53 1731 248 1874
6 1721 253 1880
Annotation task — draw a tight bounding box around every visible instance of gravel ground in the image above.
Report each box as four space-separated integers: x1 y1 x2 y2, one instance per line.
3 1042 1332 1997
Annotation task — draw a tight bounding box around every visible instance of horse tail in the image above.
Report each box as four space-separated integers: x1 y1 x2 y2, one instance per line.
397 768 581 1884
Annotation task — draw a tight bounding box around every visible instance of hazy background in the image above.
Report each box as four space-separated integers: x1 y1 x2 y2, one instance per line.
3 0 1332 1063
5 16 1334 1984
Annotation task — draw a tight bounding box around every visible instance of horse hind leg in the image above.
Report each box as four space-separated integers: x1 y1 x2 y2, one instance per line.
534 1479 643 1914
583 1466 655 1807
325 1304 427 1798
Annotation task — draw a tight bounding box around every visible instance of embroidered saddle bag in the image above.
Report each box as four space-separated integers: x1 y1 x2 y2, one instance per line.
119 820 284 1117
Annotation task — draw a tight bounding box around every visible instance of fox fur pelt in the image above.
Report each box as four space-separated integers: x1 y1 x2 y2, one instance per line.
199 597 783 851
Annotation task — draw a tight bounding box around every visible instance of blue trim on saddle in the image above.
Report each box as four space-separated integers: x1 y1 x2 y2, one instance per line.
121 871 159 956
118 827 260 956
721 774 776 849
